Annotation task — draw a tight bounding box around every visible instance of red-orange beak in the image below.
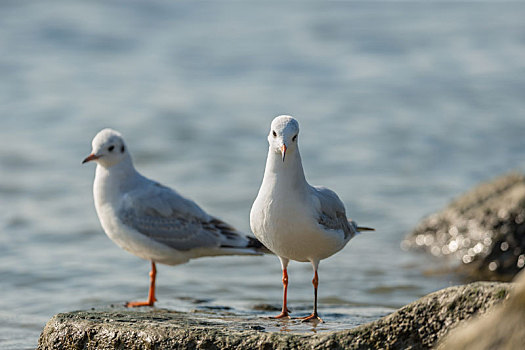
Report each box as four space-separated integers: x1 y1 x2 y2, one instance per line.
82 153 100 164
280 144 287 162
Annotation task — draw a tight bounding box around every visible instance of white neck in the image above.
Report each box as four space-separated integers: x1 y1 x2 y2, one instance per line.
260 146 308 194
94 155 140 206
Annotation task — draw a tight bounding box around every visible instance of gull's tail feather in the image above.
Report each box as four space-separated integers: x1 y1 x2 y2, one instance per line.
210 217 273 255
350 220 375 235
247 236 274 254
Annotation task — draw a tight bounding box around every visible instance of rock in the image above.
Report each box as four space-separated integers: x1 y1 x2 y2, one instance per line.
251 303 281 311
38 282 511 350
403 172 525 281
438 271 525 350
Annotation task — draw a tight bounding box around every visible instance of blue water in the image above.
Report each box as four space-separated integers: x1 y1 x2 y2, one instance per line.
1 1 525 348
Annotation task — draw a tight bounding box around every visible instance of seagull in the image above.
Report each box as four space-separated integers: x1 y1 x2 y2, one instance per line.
83 128 267 307
250 115 374 322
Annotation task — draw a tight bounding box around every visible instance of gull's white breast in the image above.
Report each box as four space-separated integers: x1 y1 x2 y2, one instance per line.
251 186 345 262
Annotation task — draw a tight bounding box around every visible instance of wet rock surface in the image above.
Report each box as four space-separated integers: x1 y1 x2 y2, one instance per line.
38 282 511 350
403 172 525 281
438 271 525 350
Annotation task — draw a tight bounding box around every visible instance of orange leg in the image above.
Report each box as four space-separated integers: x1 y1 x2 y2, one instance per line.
300 270 323 322
272 268 291 319
126 261 157 307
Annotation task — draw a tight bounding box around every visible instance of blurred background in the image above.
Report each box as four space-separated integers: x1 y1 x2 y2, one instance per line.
1 1 524 348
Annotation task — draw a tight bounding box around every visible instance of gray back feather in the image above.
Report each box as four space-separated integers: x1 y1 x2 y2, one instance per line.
119 180 249 251
312 186 357 240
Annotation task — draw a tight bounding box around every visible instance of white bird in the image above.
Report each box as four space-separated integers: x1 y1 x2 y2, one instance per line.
83 128 267 307
250 116 374 322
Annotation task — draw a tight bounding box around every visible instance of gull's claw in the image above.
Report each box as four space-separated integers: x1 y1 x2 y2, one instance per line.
298 313 323 323
125 300 155 307
270 311 291 319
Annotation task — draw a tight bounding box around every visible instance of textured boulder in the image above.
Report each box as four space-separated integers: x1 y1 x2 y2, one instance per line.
403 172 525 281
438 271 525 350
38 282 511 350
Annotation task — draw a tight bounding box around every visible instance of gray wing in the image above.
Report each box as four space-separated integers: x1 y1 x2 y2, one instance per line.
312 186 358 240
119 181 251 251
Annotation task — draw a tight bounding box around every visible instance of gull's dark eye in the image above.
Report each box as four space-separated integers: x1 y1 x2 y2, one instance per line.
121 145 125 153
108 145 115 152
292 135 297 142
272 130 277 137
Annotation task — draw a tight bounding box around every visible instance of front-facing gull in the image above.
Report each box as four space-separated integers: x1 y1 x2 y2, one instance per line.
83 128 267 307
250 115 374 322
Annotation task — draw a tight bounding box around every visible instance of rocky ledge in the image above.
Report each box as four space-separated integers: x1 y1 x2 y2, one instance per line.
39 282 511 350
403 172 525 281
438 270 525 349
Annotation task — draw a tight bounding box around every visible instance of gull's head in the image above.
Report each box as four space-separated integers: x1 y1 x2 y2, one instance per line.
82 128 129 168
268 115 299 162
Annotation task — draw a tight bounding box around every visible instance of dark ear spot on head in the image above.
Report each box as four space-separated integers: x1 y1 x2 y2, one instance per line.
121 145 125 153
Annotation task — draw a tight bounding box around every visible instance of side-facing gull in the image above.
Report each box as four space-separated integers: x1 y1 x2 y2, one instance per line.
250 116 374 322
83 128 267 307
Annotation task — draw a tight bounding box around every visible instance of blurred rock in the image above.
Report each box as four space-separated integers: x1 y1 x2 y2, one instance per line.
438 271 525 350
251 303 281 311
403 172 525 281
38 282 510 350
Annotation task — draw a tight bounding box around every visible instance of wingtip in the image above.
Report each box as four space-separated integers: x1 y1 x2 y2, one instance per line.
247 236 274 254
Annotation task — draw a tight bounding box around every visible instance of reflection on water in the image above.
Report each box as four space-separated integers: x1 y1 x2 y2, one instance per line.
1 1 525 349
272 319 320 334
169 304 394 334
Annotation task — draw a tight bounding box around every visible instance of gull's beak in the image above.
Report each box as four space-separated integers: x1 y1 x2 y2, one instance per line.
280 144 287 162
82 153 100 164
